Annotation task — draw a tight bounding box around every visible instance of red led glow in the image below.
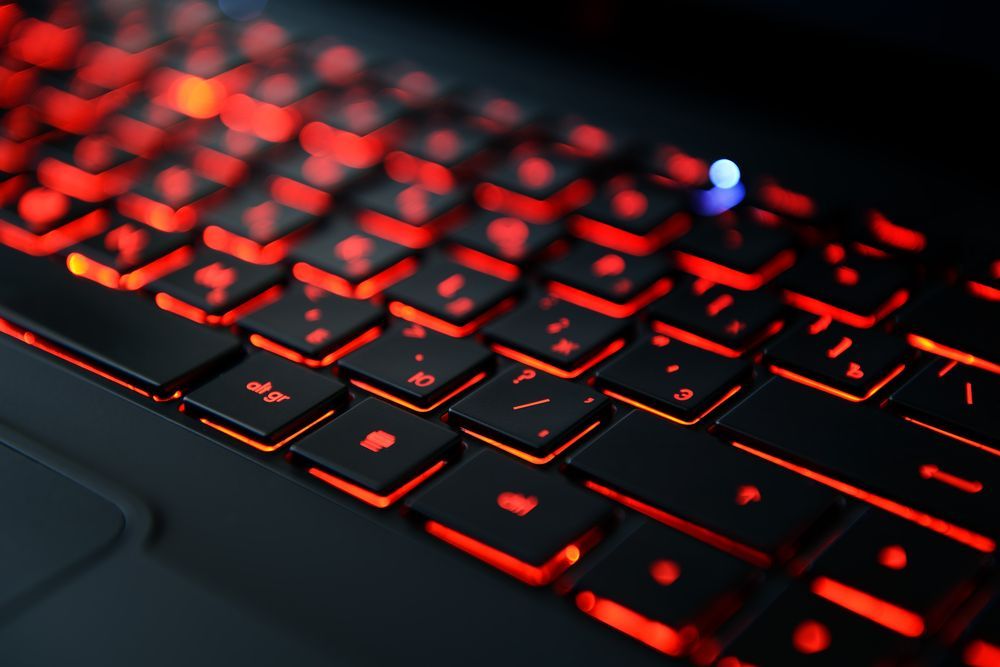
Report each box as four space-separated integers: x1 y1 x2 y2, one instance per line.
350 371 487 414
811 576 925 637
269 175 332 216
37 154 142 203
968 279 1000 302
155 285 282 326
308 460 446 508
902 417 1000 459
357 206 465 249
729 441 995 553
792 620 831 654
907 334 1000 375
649 559 682 586
651 320 784 359
674 249 796 291
449 245 521 281
475 179 594 224
66 246 194 291
878 545 908 570
757 182 816 218
490 338 626 380
601 384 744 428
767 363 906 403
548 278 672 319
387 297 516 338
868 210 926 253
575 591 691 656
783 289 909 329
202 224 303 265
299 119 399 169
460 420 603 466
570 212 691 256
292 257 418 300
964 639 1000 667
248 326 381 368
193 408 336 453
0 208 107 256
425 520 601 586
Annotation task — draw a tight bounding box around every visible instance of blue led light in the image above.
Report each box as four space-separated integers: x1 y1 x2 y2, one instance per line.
709 159 741 190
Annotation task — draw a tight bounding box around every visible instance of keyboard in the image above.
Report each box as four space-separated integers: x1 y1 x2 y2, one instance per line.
2 2 999 665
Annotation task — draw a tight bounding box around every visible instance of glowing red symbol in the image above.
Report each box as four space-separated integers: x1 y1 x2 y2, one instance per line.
18 187 69 228
445 296 473 316
734 485 762 506
919 464 983 494
649 559 681 586
673 388 694 401
486 216 529 258
407 371 436 387
425 128 460 161
591 253 625 277
835 266 859 286
516 157 554 190
194 262 237 305
845 362 864 379
360 430 396 452
245 380 291 403
305 327 330 344
793 620 831 655
827 337 853 359
512 398 551 411
725 320 746 335
155 165 193 202
551 338 580 356
334 234 373 276
437 273 466 298
305 308 322 322
612 278 632 295
396 185 430 221
415 353 425 362
546 317 570 334
665 364 680 374
610 189 647 220
403 324 427 339
966 381 974 406
512 369 536 384
537 429 550 438
243 201 277 239
706 294 733 317
105 224 148 264
651 335 670 347
878 545 908 570
497 491 538 517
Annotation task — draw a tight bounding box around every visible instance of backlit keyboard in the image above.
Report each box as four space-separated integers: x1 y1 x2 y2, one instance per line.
1 2 999 664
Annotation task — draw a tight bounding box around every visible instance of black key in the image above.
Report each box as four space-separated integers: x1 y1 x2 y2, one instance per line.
290 224 415 299
482 293 629 378
299 89 408 168
448 364 610 464
764 316 909 402
448 208 563 277
549 118 617 158
373 62 457 106
339 322 493 412
716 586 908 667
388 117 493 183
0 245 241 400
37 133 143 202
239 283 383 368
0 184 105 255
456 89 540 133
200 190 317 264
117 160 225 232
672 211 795 290
573 522 756 657
901 286 1000 375
569 174 690 255
643 144 710 189
65 215 192 290
385 257 518 337
406 449 614 585
781 244 910 328
182 352 347 451
151 249 283 326
105 99 195 158
715 378 1000 552
476 146 593 222
890 359 1000 452
567 411 838 565
649 276 785 357
808 511 986 637
595 334 749 425
355 177 468 248
289 397 459 507
266 145 370 215
544 243 670 318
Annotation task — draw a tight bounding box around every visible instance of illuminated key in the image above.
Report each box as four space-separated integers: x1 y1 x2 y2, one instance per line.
386 117 493 192
201 190 317 264
0 185 106 256
355 177 468 248
299 89 409 168
371 61 456 106
550 118 617 158
448 209 563 279
407 449 613 585
900 286 1000 375
292 225 415 299
643 144 710 189
37 134 143 202
117 160 226 232
266 146 371 215
456 89 539 133
476 147 593 222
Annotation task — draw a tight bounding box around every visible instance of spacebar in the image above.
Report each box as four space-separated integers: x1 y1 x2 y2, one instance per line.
715 378 1000 552
0 246 242 400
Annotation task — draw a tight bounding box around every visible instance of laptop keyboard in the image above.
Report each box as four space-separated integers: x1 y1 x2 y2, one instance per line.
1 2 999 664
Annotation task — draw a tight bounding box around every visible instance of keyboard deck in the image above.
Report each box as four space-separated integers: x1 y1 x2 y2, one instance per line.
1 2 999 664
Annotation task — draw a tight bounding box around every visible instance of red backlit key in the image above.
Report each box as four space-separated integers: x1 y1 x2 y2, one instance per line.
456 89 539 133
151 249 283 325
306 37 369 87
31 75 129 135
6 15 83 70
220 64 325 143
716 586 908 667
406 449 614 585
447 209 563 279
239 282 383 368
807 511 986 637
105 98 197 158
649 276 784 358
372 61 456 106
900 287 1000 375
448 364 610 465
475 147 593 222
37 133 143 202
672 211 795 290
764 316 909 402
192 123 271 185
290 224 415 299
65 215 192 290
482 293 629 379
569 174 690 255
339 322 493 413
595 334 749 425
386 117 493 191
0 184 106 255
0 105 53 172
644 144 710 189
355 177 468 248
890 359 999 453
117 160 226 232
961 601 1000 667
551 118 617 159
573 522 756 657
183 352 346 452
289 397 459 507
0 56 36 108
567 411 838 566
781 244 910 328
715 378 1000 553
385 257 518 337
201 190 317 264
544 243 671 318
299 88 409 168
266 145 371 215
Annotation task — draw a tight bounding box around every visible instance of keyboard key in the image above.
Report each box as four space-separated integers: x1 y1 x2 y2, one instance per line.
201 190 317 264
567 411 838 566
573 522 756 657
644 144 710 189
476 146 594 222
482 293 629 378
290 224 416 299
355 177 468 248
448 364 610 464
781 244 910 328
544 243 671 318
0 245 242 400
715 378 1000 552
65 216 193 290
386 116 494 191
649 277 785 357
290 397 458 507
151 249 283 325
373 62 456 106
299 89 409 168
569 174 690 255
385 257 518 337
105 99 196 158
182 352 346 451
716 586 908 667
0 184 106 255
265 146 370 215
339 322 493 412
36 133 143 202
808 511 986 637
672 211 795 290
117 160 226 232
595 334 749 425
890 359 1000 455
456 89 539 133
406 449 613 585
901 286 1000 375
239 283 383 368
447 209 563 279
764 315 909 402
